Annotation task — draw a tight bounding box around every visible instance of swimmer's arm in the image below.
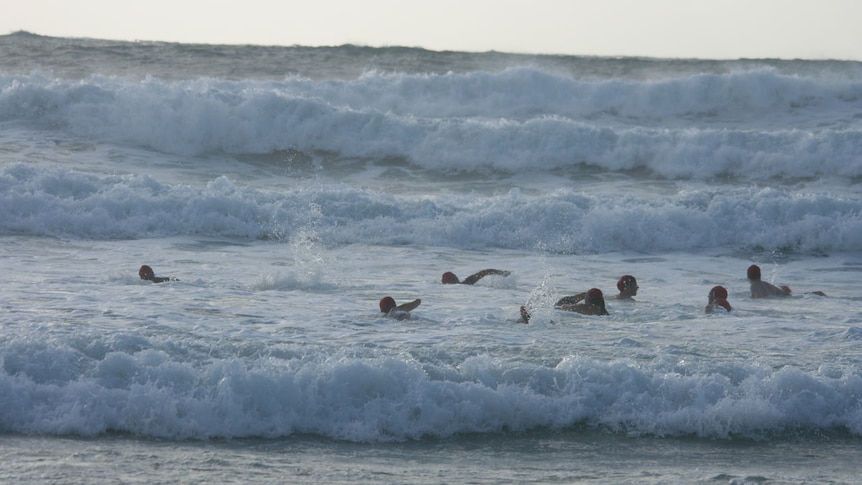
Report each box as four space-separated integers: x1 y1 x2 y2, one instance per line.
461 269 511 285
555 292 586 307
395 299 421 312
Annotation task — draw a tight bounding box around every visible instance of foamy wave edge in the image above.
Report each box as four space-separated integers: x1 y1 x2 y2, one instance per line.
2 69 861 180
1 349 860 442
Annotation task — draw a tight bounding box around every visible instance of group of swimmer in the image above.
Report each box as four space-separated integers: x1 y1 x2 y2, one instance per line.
516 274 636 323
379 269 511 320
139 263 822 322
383 264 821 322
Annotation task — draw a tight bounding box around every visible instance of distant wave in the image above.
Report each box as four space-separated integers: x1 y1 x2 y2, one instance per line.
1 69 861 181
2 164 860 253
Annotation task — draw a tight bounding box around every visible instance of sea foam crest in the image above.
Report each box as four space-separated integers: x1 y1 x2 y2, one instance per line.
1 339 860 441
1 164 861 253
2 69 861 180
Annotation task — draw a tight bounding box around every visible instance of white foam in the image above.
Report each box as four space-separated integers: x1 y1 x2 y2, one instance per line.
1 164 860 254
3 40 862 445
2 68 861 180
2 237 861 442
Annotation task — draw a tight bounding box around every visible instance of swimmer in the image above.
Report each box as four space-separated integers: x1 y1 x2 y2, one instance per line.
379 296 421 320
442 269 511 285
555 275 638 306
517 305 531 324
747 264 791 298
705 285 732 313
139 265 172 283
518 288 608 323
557 288 609 316
747 264 826 298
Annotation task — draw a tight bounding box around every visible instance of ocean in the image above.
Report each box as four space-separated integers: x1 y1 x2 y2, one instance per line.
1 31 861 484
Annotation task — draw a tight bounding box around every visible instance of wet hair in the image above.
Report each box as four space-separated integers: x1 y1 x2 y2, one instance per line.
379 296 397 313
708 285 728 300
139 265 155 281
441 272 459 284
585 288 608 314
747 264 761 280
708 285 732 312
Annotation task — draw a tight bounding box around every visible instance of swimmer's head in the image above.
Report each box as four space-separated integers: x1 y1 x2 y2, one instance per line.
709 285 732 312
379 296 397 313
585 288 608 314
708 285 728 300
617 275 638 295
139 265 155 281
747 265 761 280
441 272 459 284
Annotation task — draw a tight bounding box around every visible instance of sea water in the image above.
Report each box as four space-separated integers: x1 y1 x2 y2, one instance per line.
1 31 861 484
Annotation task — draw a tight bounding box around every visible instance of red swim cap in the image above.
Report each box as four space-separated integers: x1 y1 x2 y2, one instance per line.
585 288 604 304
585 288 608 314
441 272 459 284
709 285 728 300
139 265 155 280
617 275 636 292
379 296 397 313
709 286 731 311
747 265 761 280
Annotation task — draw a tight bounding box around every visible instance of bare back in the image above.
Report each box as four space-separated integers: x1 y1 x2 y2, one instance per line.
750 281 789 298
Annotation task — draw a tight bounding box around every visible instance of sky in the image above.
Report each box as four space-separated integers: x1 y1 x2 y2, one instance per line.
3 0 862 60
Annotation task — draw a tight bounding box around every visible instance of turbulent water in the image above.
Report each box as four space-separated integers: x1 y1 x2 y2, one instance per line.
1 31 861 484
